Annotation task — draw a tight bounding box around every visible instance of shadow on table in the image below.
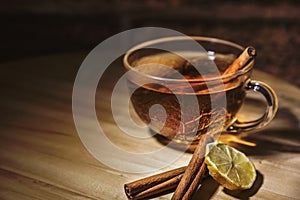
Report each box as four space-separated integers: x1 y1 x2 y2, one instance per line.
191 170 264 200
233 128 300 157
226 105 300 156
191 176 219 200
222 170 264 200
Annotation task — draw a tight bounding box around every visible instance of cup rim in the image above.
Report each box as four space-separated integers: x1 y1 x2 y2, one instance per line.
123 36 254 83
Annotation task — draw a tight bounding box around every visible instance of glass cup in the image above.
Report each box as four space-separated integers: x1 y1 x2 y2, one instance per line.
123 36 278 147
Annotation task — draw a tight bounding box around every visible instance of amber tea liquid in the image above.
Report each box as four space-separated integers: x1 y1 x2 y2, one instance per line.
128 51 246 143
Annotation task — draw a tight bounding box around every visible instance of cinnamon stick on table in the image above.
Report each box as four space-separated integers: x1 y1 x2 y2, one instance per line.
124 166 187 200
171 134 213 200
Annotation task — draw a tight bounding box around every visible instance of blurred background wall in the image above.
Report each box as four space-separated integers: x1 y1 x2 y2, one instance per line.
1 0 299 86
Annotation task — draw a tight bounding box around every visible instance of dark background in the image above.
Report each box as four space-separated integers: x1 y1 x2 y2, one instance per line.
1 0 299 86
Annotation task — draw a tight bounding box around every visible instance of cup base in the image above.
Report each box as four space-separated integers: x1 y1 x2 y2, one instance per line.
152 132 203 153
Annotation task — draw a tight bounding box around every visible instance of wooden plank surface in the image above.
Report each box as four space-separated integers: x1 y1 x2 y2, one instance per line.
0 53 299 199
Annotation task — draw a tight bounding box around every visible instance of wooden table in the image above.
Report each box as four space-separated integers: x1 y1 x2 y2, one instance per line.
0 53 299 199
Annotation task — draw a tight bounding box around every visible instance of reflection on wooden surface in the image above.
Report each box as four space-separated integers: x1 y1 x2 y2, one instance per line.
0 53 299 199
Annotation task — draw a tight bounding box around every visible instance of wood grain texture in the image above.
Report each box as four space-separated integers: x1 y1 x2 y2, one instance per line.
0 53 299 199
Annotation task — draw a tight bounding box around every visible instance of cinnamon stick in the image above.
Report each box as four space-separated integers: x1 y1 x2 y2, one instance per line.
124 166 186 200
223 46 256 75
182 160 207 200
171 134 213 200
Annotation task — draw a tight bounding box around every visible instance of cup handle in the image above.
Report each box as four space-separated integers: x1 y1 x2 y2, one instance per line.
226 80 279 133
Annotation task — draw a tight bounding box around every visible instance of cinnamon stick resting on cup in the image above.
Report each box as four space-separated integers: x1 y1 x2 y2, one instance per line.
223 46 256 75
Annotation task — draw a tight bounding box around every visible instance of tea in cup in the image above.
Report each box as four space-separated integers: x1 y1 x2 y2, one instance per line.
123 36 278 145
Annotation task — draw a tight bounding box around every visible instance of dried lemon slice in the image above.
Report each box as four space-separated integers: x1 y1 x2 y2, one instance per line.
205 142 256 190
